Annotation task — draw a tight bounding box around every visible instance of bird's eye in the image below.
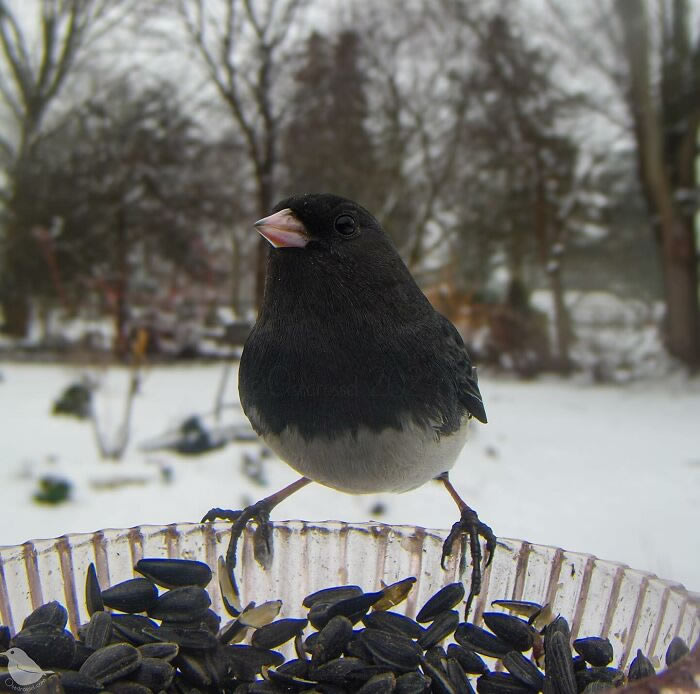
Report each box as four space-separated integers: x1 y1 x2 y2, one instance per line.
334 214 356 236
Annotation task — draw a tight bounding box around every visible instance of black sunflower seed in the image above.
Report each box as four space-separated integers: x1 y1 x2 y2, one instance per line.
627 649 655 681
454 623 512 659
147 585 211 622
303 584 364 608
85 563 104 615
396 671 432 694
58 670 104 694
134 557 212 589
502 650 544 690
359 628 423 673
418 610 459 650
356 671 397 694
476 671 533 694
137 641 179 661
324 591 384 626
251 618 308 650
544 630 576 694
111 614 160 646
363 610 425 639
145 624 219 651
265 667 317 690
446 657 476 694
310 656 373 684
446 643 488 675
132 655 175 690
572 637 613 667
416 583 465 623
424 645 448 669
277 658 310 677
575 666 625 691
79 642 142 685
482 613 534 653
101 578 158 613
421 657 458 694
109 681 152 694
665 636 689 667
491 600 543 621
84 610 113 650
22 600 68 631
11 623 76 669
312 615 354 666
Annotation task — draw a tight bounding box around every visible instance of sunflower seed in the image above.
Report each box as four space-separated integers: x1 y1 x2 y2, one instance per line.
416 583 465 623
482 613 534 653
134 557 213 589
476 671 533 693
572 637 613 667
544 630 576 694
454 623 511 659
252 618 308 650
85 563 104 616
502 650 544 690
147 586 211 622
446 657 476 694
111 614 160 646
359 628 423 673
311 615 354 666
137 641 179 661
11 623 76 669
101 578 159 614
79 642 142 685
363 611 425 639
85 610 113 650
627 649 655 681
22 601 68 631
418 610 459 650
395 671 432 694
665 636 689 667
446 644 488 675
356 671 397 694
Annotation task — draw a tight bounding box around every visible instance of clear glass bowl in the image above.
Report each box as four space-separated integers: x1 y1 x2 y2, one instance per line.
1 521 698 687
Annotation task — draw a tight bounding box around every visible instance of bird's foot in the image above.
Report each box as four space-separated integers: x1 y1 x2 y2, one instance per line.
441 506 497 618
200 500 275 613
201 507 243 523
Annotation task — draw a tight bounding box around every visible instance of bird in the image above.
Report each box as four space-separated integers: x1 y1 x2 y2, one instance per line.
1 648 52 686
203 193 495 612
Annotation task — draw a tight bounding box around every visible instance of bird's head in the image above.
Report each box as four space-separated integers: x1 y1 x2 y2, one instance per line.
254 193 383 252
253 193 419 319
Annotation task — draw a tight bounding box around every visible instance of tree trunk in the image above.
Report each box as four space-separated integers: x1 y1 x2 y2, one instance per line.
617 0 700 366
113 207 129 359
658 213 699 364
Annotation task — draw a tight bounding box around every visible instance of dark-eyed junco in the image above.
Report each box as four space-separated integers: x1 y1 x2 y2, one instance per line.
204 193 494 612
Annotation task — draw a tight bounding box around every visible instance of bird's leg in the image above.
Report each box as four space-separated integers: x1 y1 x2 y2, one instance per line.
201 476 312 598
437 472 497 618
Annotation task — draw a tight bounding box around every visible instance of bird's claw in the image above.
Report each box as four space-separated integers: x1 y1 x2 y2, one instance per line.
441 506 497 618
200 507 243 523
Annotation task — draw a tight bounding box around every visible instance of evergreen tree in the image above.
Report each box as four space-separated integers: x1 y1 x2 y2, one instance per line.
281 30 377 207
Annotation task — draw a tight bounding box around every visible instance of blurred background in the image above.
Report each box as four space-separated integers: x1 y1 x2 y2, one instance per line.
0 1 698 590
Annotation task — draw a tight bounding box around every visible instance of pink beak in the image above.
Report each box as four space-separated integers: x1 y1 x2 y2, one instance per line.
254 208 310 248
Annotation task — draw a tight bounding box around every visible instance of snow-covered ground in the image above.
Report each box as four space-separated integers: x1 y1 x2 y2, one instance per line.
1 362 698 593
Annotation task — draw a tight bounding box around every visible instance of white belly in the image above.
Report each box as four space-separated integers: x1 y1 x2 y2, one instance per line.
261 416 469 494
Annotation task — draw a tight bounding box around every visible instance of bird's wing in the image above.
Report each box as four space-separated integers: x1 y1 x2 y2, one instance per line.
437 314 487 424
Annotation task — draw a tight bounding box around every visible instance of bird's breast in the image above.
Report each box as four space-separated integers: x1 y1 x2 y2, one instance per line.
254 411 470 494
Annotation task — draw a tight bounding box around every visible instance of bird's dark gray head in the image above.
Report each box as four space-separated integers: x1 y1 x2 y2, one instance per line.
256 193 388 252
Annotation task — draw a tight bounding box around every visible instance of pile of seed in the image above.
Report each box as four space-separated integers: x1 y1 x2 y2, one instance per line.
0 557 693 694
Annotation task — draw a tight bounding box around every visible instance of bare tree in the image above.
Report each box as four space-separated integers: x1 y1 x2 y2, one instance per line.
616 0 700 366
0 0 136 336
543 0 700 367
175 0 308 308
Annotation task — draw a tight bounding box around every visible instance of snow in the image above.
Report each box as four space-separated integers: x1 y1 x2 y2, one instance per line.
0 362 698 593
